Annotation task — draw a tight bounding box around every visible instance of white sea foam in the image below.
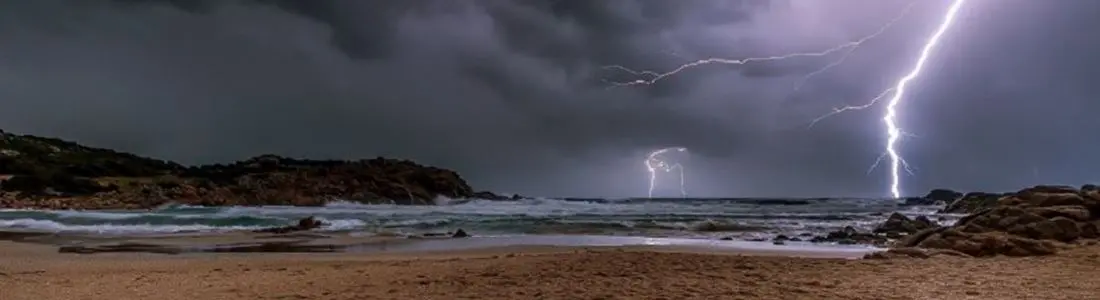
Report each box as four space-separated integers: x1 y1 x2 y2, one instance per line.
0 218 266 234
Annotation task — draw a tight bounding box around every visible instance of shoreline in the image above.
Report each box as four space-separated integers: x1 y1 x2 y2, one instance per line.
1 230 880 259
3 239 1099 300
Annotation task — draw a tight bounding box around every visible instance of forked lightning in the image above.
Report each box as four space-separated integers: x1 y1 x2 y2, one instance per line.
611 1 966 198
645 147 688 198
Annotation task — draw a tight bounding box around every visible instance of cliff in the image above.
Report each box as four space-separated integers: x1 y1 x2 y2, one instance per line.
0 129 476 209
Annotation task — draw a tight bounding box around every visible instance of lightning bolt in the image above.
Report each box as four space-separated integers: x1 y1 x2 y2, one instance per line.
646 147 688 198
606 1 966 199
814 0 966 198
602 1 918 87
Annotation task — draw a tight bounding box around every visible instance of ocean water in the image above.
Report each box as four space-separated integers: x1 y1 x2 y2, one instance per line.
0 198 954 239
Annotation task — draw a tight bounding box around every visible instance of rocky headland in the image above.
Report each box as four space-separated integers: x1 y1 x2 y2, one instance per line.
867 184 1100 259
0 129 489 209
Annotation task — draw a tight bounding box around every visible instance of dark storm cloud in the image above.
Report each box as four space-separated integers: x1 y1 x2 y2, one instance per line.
1 0 1098 197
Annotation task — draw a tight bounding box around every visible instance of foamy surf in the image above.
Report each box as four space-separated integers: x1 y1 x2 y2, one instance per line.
0 197 951 237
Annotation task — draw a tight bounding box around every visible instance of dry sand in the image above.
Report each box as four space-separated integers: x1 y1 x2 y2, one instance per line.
3 241 1100 300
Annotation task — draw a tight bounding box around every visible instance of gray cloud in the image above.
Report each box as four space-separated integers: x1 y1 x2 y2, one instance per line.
1 0 1098 198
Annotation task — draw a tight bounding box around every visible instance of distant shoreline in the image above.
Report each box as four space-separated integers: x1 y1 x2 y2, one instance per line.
1 129 492 209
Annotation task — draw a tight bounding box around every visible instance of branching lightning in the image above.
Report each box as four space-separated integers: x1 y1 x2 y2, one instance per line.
879 0 965 198
602 1 917 88
646 147 688 198
607 1 967 199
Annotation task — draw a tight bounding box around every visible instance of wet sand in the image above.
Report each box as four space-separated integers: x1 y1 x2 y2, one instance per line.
3 235 1100 300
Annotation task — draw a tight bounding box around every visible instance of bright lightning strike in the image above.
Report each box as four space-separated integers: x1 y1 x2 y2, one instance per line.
880 0 966 198
645 147 688 198
607 1 966 200
812 0 965 198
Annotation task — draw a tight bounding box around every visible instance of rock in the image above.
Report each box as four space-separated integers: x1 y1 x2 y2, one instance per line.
941 192 1006 214
888 184 1100 257
254 216 327 234
874 212 938 235
810 226 889 246
472 191 508 200
452 229 470 238
925 189 963 203
471 191 525 201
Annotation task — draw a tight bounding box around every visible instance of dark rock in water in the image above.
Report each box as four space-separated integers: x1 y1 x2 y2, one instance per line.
773 234 790 241
471 191 526 201
452 229 469 238
253 216 326 234
941 192 1006 214
873 212 938 235
413 229 471 239
900 197 938 206
900 189 963 206
690 220 769 232
811 226 889 246
925 189 963 203
472 191 506 200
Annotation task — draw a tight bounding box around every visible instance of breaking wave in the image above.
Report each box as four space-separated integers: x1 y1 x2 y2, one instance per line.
0 197 949 235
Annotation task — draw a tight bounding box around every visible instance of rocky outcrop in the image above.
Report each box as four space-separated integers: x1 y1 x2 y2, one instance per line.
925 189 963 202
809 226 890 247
881 185 1100 258
940 192 1008 214
873 213 938 237
0 131 480 209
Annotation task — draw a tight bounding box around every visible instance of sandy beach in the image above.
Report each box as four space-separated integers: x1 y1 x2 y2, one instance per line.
3 238 1099 300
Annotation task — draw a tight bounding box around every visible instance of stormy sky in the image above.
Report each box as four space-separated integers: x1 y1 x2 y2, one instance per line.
1 0 1098 198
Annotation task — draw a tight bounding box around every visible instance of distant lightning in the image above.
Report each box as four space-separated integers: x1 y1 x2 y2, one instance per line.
646 147 688 198
606 1 966 199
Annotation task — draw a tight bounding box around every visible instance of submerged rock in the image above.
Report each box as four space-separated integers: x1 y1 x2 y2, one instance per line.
253 216 326 234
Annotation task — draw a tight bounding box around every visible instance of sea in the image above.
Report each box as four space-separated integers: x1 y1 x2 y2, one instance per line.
0 197 959 241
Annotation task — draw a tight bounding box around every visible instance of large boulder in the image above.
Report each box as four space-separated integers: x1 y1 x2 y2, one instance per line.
924 189 963 203
873 212 938 236
885 185 1100 257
